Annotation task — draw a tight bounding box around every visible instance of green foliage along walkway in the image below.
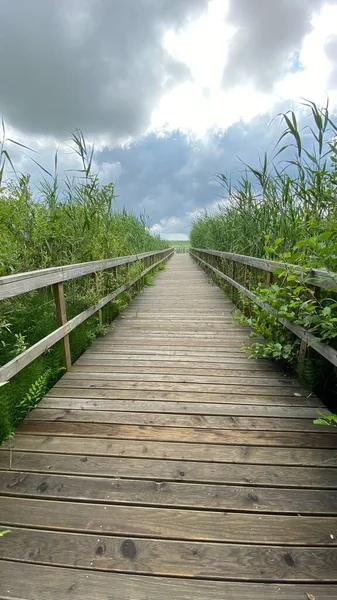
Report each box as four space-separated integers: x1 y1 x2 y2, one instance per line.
190 100 337 410
0 133 169 441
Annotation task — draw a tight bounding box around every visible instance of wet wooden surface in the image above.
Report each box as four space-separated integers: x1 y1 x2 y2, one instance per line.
1 253 337 599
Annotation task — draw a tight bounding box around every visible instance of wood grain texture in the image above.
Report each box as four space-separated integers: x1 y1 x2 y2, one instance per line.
1 470 336 513
3 434 337 466
1 451 337 487
17 420 337 447
37 397 325 418
2 253 337 598
1 528 337 581
1 561 337 600
24 408 328 432
1 496 337 545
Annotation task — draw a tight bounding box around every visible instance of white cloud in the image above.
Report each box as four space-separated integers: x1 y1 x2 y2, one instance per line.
151 0 337 137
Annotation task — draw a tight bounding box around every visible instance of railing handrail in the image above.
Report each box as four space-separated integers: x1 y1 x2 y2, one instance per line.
0 248 174 383
0 248 173 301
190 248 337 369
191 247 337 290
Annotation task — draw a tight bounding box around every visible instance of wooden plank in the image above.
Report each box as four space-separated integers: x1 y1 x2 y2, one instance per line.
2 450 337 487
64 370 299 387
2 561 337 600
93 339 254 347
6 434 336 466
74 361 286 376
25 408 327 433
86 347 250 357
85 346 262 354
53 379 309 396
1 470 337 513
76 352 283 365
38 397 324 418
1 496 337 545
109 331 251 338
17 421 337 448
45 387 321 406
1 527 337 582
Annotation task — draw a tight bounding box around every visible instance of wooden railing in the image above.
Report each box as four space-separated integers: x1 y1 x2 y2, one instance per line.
190 247 337 369
0 248 174 383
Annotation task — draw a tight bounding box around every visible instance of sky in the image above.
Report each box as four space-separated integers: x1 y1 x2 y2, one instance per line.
1 0 337 240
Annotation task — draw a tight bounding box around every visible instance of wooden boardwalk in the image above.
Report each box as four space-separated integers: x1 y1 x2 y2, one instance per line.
1 253 337 599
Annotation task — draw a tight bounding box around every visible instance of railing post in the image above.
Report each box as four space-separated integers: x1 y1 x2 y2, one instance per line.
266 271 274 286
298 284 320 377
52 282 72 371
92 272 103 328
231 262 236 301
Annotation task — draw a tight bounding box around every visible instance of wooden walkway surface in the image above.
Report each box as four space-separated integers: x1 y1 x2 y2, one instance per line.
1 253 337 599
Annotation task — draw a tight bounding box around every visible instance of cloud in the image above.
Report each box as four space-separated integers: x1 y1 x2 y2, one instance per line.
93 105 291 237
326 35 337 88
1 0 337 240
0 0 208 141
222 0 325 90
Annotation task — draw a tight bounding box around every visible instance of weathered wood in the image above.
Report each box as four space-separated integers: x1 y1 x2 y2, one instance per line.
38 397 324 418
1 496 337 545
52 281 72 371
3 434 337 466
74 361 285 376
46 387 321 406
25 408 328 433
64 369 298 386
1 528 337 581
17 421 337 448
2 450 337 487
53 379 312 397
2 562 337 600
1 470 337 513
191 247 337 290
92 272 103 328
0 248 173 300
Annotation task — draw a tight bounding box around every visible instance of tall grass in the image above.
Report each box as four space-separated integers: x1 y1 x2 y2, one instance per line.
190 99 337 273
190 100 337 407
0 130 168 442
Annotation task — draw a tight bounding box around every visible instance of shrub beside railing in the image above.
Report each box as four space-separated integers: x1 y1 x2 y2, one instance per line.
191 247 337 416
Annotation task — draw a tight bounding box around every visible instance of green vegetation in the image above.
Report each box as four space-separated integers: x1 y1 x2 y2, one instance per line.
0 130 169 443
170 240 190 253
190 100 337 415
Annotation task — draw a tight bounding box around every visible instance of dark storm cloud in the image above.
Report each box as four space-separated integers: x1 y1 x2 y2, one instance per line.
96 107 290 235
0 0 207 140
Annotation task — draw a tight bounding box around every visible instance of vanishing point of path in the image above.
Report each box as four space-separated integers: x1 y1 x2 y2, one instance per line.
0 253 337 599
